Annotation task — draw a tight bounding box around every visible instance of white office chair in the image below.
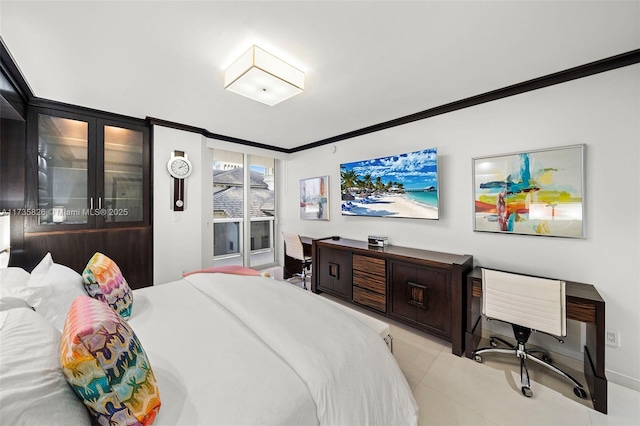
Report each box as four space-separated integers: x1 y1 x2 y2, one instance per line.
282 232 312 290
473 268 587 399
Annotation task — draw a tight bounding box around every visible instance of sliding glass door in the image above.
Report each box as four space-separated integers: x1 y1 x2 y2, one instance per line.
212 149 275 268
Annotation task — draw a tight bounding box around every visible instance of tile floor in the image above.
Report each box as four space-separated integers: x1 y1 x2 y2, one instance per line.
320 293 640 426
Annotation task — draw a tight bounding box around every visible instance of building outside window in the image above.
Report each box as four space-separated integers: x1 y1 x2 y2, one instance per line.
212 149 275 268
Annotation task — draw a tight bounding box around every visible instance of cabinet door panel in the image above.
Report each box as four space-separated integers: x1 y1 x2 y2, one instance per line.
331 249 352 299
390 262 418 323
316 246 352 300
415 268 451 336
102 124 144 223
316 246 335 292
34 112 95 229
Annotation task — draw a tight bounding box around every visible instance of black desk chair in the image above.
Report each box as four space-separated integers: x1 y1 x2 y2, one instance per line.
473 268 587 399
282 232 312 290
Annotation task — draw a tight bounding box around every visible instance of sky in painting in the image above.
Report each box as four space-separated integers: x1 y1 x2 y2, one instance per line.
341 148 438 190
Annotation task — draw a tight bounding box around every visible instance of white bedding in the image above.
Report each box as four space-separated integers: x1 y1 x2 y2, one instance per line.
129 280 318 425
132 274 418 425
185 273 418 426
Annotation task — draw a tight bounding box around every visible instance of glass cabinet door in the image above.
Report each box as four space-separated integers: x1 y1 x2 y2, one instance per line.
37 113 91 226
30 109 149 231
101 124 144 224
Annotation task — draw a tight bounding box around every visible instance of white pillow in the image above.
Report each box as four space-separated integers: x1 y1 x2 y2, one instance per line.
23 253 87 330
27 252 54 285
31 263 86 309
0 286 63 330
0 307 90 425
0 267 31 289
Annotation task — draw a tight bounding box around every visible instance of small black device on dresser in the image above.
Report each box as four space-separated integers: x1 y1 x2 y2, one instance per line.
367 235 388 247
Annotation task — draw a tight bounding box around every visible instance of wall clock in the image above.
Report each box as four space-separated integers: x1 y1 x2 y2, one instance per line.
167 150 192 211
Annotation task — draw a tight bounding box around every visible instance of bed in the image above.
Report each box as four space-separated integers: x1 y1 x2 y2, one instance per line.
0 255 418 425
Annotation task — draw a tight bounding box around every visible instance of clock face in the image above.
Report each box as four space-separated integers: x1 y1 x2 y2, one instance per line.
167 156 193 178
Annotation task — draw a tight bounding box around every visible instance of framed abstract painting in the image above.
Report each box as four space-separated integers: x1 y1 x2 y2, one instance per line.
473 144 585 238
300 176 330 220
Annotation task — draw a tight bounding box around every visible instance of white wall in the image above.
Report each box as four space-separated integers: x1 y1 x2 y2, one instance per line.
153 126 212 284
153 131 288 284
278 64 640 389
150 64 639 389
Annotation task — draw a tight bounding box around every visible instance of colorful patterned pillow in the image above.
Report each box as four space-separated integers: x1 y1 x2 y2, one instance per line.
60 296 161 425
82 252 133 318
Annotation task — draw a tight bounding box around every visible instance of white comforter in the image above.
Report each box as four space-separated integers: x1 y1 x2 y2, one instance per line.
185 273 418 426
129 280 318 425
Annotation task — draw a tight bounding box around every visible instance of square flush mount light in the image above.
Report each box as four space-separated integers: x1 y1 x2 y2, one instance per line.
224 46 304 106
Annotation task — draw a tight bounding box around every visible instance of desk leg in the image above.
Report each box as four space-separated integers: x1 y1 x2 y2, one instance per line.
584 345 608 414
465 278 483 359
465 316 482 359
585 309 608 414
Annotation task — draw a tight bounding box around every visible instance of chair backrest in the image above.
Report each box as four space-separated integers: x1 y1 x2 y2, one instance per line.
282 232 306 261
482 268 566 337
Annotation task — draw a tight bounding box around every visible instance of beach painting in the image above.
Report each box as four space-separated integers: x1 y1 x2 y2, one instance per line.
340 148 439 219
300 175 330 220
473 144 585 238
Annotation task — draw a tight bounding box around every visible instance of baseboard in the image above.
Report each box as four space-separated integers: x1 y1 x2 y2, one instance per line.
606 370 640 392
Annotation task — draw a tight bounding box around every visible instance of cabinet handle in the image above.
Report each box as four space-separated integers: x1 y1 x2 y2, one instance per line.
90 197 94 210
98 197 102 209
328 262 339 279
407 281 427 309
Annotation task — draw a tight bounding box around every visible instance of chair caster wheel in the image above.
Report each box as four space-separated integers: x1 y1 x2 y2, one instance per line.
574 387 587 399
474 355 482 363
521 386 533 397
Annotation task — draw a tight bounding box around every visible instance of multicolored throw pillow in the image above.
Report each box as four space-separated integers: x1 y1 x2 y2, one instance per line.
60 296 161 425
82 252 133 318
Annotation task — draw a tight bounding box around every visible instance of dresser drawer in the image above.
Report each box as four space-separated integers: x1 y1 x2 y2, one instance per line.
353 270 386 294
353 286 386 312
353 254 385 277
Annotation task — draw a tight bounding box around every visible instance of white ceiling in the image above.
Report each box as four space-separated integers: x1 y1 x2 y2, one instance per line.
1 1 638 150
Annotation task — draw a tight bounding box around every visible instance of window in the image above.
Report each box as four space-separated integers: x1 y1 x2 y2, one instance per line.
212 149 275 268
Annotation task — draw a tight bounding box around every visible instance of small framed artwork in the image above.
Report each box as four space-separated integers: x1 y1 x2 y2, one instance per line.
473 144 585 238
300 176 330 220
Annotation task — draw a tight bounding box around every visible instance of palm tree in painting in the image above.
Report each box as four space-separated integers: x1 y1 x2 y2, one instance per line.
363 174 373 193
340 168 359 193
375 176 384 193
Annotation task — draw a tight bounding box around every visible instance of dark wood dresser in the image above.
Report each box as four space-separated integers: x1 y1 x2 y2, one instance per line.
312 237 473 356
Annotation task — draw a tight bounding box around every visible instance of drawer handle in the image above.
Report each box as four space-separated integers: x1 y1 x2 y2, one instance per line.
407 281 427 309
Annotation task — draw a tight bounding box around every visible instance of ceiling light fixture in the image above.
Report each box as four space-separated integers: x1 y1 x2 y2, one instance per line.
224 45 304 106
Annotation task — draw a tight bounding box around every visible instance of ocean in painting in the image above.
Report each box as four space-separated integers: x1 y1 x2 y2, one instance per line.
405 191 438 208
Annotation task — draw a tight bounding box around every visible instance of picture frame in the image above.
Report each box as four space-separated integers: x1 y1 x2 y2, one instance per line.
300 175 330 220
340 148 439 219
473 144 585 238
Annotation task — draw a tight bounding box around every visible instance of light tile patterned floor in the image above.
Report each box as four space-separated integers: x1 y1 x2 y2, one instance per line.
320 293 640 426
